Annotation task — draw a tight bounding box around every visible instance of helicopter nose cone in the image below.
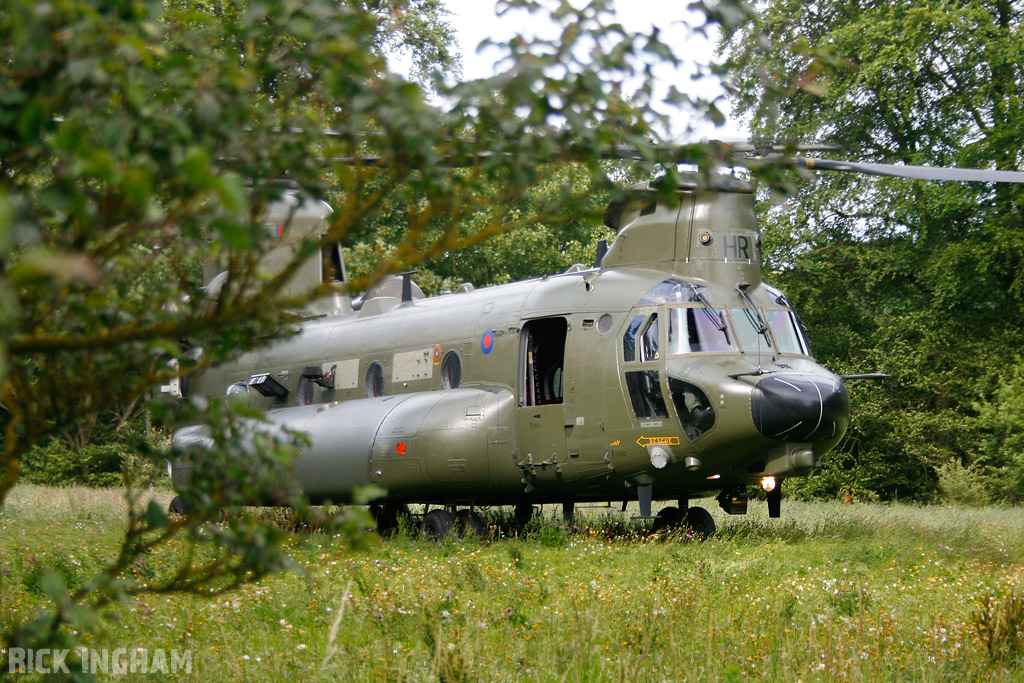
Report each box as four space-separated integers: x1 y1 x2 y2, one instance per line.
751 374 849 442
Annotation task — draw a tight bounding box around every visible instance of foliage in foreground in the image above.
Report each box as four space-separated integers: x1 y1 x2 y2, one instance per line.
2 487 1023 680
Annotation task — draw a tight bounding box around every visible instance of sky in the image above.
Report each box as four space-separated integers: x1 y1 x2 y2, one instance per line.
436 0 749 142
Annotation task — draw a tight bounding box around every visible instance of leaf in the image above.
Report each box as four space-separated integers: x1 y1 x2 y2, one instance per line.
143 499 171 530
215 172 249 214
16 99 44 141
40 568 69 604
9 247 103 287
179 146 212 185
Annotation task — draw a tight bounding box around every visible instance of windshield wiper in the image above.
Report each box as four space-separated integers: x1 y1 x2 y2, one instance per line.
688 284 730 342
728 368 778 379
737 283 772 346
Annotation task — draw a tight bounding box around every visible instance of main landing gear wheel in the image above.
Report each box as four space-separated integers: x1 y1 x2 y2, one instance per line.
685 506 716 537
651 506 684 533
455 509 484 538
514 502 535 527
372 502 410 536
168 496 188 517
422 509 455 540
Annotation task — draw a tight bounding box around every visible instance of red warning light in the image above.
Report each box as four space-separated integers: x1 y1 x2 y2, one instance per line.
396 442 407 456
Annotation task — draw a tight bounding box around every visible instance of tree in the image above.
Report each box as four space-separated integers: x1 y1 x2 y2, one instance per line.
721 0 1024 501
0 0 757 670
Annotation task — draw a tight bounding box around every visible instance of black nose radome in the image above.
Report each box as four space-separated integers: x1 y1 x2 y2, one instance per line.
751 375 849 442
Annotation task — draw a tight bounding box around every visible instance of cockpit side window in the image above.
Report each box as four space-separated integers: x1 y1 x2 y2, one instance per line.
765 309 809 354
623 313 660 362
622 315 644 362
625 371 669 420
640 314 659 361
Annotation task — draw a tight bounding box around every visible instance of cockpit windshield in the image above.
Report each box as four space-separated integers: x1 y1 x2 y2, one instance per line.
640 279 810 356
668 307 738 354
668 306 809 355
731 308 772 352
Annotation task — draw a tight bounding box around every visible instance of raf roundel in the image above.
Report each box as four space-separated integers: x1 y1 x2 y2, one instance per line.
480 329 495 355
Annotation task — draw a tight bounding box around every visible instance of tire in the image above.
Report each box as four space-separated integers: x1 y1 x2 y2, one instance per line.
455 509 484 538
373 502 411 536
685 506 716 537
422 509 455 541
651 506 684 533
168 495 188 517
514 502 535 527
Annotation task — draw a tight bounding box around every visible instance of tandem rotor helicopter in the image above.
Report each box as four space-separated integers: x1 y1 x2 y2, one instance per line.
165 145 1024 538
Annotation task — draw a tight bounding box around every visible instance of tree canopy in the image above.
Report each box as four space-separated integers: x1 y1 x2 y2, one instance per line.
721 0 1024 501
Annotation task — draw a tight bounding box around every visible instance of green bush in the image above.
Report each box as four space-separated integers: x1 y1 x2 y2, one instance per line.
936 459 991 506
19 440 169 489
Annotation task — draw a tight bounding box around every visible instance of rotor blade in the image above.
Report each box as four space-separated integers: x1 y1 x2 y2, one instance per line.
795 158 1024 183
322 145 685 169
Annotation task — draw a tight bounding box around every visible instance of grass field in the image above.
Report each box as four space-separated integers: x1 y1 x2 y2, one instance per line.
2 485 1023 681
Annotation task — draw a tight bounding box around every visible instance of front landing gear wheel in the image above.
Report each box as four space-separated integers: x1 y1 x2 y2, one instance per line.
422 509 455 541
685 506 716 537
651 506 684 533
168 496 188 517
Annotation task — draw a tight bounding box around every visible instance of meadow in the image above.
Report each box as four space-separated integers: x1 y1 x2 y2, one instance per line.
1 485 1023 681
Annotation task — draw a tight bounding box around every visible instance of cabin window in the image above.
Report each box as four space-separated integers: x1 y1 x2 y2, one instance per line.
365 361 384 398
624 370 668 420
441 350 462 389
520 317 567 407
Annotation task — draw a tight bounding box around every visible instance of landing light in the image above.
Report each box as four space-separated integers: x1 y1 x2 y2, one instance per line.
684 456 702 471
706 474 721 480
761 476 777 492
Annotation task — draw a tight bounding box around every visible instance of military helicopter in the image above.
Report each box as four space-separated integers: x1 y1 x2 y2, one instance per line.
166 148 1024 538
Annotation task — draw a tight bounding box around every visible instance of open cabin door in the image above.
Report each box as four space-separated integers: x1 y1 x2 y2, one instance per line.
516 317 570 483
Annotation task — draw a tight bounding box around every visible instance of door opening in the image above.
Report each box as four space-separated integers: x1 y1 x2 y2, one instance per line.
519 318 568 407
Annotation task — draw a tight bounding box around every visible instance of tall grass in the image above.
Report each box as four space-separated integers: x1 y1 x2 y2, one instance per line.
2 486 1022 680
